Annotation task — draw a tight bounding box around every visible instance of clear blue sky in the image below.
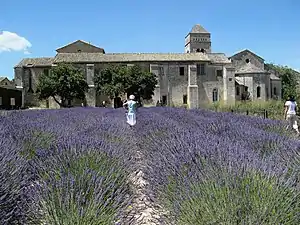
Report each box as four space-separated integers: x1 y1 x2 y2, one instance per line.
1 0 299 79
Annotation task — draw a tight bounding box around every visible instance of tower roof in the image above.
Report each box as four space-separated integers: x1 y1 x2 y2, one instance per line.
190 24 209 34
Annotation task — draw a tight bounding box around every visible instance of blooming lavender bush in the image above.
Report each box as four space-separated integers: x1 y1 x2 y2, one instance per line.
1 106 299 224
0 108 135 224
137 107 300 224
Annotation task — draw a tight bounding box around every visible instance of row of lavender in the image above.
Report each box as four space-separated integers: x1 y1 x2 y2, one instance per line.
0 108 137 224
1 106 299 224
135 107 300 224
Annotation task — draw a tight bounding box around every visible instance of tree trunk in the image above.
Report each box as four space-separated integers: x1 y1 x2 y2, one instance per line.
52 96 66 108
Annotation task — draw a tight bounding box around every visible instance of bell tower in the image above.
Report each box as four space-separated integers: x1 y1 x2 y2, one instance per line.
185 24 211 53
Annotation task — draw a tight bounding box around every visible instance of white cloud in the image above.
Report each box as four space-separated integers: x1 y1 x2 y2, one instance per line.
0 31 32 54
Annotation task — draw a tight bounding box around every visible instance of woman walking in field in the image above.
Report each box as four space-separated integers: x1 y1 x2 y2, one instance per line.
123 95 138 127
284 95 300 135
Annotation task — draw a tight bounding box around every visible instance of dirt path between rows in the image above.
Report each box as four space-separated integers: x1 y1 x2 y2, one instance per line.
117 129 171 225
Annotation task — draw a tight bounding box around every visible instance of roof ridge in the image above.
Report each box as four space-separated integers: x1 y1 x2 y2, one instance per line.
190 24 209 34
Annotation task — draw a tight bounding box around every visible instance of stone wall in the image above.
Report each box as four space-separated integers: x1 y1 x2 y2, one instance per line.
271 80 282 100
236 73 271 101
17 60 234 109
231 51 264 70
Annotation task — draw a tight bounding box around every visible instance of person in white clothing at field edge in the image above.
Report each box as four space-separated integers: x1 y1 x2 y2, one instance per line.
123 95 138 127
284 95 300 135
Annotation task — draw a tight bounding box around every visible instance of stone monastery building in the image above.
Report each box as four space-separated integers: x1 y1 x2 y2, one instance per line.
14 24 282 108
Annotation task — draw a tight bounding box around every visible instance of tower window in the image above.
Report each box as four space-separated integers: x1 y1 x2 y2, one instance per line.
200 48 205 53
179 67 184 76
77 49 81 52
183 95 187 104
196 48 201 52
245 58 250 63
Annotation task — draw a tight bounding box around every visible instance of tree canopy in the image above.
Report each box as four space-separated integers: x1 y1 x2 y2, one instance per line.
94 64 157 101
265 63 300 100
36 63 89 107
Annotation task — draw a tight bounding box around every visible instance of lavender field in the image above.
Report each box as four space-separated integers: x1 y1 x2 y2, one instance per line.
1 107 300 224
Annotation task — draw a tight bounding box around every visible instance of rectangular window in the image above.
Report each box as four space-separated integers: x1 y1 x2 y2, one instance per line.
0 97 2 105
197 64 200 75
217 70 223 76
43 68 49 76
10 98 15 106
197 63 205 75
179 67 184 76
183 95 187 104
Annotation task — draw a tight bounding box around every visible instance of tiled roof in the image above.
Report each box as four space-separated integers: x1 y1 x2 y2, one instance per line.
15 57 54 67
207 53 231 64
190 24 209 34
235 63 266 74
270 73 281 80
0 77 7 82
53 52 214 63
15 52 231 68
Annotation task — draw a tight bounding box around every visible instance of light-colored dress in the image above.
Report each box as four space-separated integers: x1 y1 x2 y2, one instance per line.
285 100 299 132
124 100 137 126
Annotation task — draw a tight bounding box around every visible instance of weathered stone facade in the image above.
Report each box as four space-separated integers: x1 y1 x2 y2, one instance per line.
14 24 281 109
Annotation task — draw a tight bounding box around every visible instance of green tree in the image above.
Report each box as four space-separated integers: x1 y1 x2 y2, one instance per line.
265 63 300 100
94 64 157 103
94 64 128 99
125 65 157 101
36 63 89 107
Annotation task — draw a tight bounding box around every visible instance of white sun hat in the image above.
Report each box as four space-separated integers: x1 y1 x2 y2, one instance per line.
129 95 135 100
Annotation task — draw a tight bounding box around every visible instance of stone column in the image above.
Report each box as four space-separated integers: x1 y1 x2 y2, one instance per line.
86 64 96 106
187 64 199 109
15 83 25 108
14 67 24 108
223 66 235 105
150 64 161 104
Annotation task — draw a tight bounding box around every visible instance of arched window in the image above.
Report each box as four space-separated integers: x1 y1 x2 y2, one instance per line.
273 87 277 96
257 86 261 98
212 88 218 102
236 86 240 96
200 48 205 53
196 48 201 52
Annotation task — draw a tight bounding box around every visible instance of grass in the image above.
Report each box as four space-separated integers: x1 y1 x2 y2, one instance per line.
206 100 285 120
